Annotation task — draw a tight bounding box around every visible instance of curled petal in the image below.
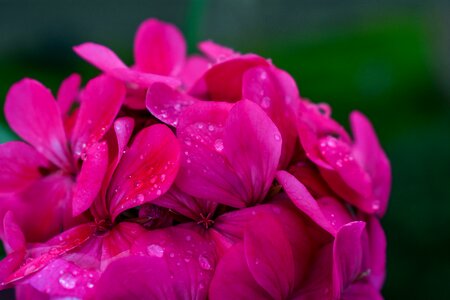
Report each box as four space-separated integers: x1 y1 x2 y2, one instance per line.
189 54 269 101
134 18 186 76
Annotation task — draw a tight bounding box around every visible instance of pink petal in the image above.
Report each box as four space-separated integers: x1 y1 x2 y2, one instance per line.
94 227 216 300
198 40 236 61
189 54 269 101
242 66 299 168
4 79 69 168
333 221 366 298
134 18 186 76
178 55 210 89
107 124 180 220
16 285 51 300
209 243 272 300
57 73 81 116
176 100 281 208
71 75 126 158
146 82 198 127
364 217 386 290
318 136 372 199
73 43 181 88
0 250 26 288
350 111 391 216
3 223 96 285
2 211 25 253
343 283 383 300
72 142 109 216
288 162 335 198
0 141 48 194
244 214 295 299
223 100 282 203
276 170 337 235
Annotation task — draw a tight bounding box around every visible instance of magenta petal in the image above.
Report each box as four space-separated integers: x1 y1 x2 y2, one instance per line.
108 124 180 220
276 170 337 235
72 142 109 216
198 40 236 61
134 18 186 76
242 66 299 167
4 223 95 285
146 82 197 127
0 141 48 193
343 283 383 300
97 227 216 300
223 100 282 203
244 214 295 299
189 54 269 101
73 43 180 88
178 55 209 89
71 75 125 157
4 79 69 168
319 136 372 199
333 221 366 298
365 217 386 290
350 111 391 216
2 211 25 253
209 243 272 300
57 73 81 116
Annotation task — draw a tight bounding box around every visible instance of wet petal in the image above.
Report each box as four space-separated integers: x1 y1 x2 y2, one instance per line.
146 82 198 127
2 211 25 253
107 124 180 220
242 66 299 167
4 79 69 168
198 40 236 61
134 18 186 76
71 75 126 158
0 141 48 194
72 142 109 216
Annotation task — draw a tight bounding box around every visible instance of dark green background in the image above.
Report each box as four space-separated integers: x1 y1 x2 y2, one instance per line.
1 1 449 299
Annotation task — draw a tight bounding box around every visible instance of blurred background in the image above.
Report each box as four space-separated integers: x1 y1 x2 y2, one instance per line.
0 0 449 298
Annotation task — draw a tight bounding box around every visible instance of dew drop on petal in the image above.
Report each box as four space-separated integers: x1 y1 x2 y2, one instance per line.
147 244 164 257
208 124 215 132
214 139 224 152
59 273 76 289
136 194 144 202
261 96 271 109
87 282 94 289
198 254 212 270
274 134 281 141
372 200 380 211
156 189 162 196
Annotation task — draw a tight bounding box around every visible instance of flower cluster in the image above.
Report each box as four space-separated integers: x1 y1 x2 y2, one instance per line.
0 19 391 299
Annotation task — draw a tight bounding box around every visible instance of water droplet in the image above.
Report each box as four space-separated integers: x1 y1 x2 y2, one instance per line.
147 244 164 257
134 180 143 188
335 160 343 168
186 158 192 164
136 194 144 202
87 282 94 289
169 253 175 258
174 103 181 111
160 174 166 182
156 189 162 196
59 273 76 289
261 96 271 108
214 139 224 152
198 254 212 270
80 152 87 161
260 71 267 80
372 201 380 211
139 154 144 160
208 124 215 131
184 138 192 146
197 123 204 129
274 134 281 141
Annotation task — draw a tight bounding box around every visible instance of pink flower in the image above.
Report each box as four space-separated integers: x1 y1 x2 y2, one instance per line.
0 75 125 241
296 100 391 215
0 18 391 300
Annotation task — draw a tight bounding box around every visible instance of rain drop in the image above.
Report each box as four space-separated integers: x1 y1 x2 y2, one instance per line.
274 134 281 141
147 244 164 258
156 189 162 196
59 273 76 290
261 96 271 108
208 124 215 132
214 139 224 152
372 201 380 211
198 255 212 270
136 194 145 202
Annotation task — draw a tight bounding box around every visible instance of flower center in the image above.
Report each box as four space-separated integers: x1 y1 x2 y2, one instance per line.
94 218 113 236
197 212 215 229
